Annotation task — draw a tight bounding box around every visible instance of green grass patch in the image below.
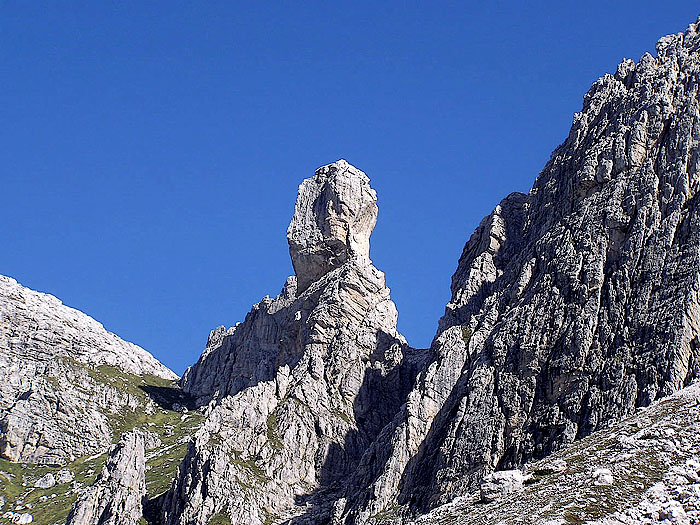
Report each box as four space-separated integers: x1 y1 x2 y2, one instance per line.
331 409 353 425
0 452 107 525
208 511 232 524
266 413 283 450
461 326 472 344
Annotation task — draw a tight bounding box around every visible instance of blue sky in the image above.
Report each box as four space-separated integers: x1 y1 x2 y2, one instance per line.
1 2 697 374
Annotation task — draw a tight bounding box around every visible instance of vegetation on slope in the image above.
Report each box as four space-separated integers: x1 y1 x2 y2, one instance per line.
0 364 204 525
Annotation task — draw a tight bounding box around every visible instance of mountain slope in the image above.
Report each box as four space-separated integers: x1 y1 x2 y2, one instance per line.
329 16 700 522
0 275 204 525
160 16 700 525
0 275 176 465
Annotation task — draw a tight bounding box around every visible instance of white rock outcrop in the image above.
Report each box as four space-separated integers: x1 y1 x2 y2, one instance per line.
32 473 55 489
480 470 525 502
65 430 148 525
592 468 613 486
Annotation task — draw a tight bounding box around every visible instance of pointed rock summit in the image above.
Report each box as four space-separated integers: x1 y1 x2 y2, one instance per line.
166 161 418 525
288 160 378 293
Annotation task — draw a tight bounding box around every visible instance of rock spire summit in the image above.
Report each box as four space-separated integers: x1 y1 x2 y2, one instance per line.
287 159 378 293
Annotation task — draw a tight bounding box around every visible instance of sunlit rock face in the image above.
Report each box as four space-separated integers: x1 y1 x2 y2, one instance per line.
167 160 420 525
288 159 378 293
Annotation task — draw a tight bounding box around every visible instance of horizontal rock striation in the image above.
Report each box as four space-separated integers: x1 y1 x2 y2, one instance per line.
0 275 176 464
287 160 378 294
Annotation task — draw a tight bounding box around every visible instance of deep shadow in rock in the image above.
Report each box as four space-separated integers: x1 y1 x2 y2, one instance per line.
288 331 427 524
143 492 167 524
139 384 196 411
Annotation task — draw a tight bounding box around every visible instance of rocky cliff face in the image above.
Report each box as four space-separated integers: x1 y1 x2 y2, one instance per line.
161 17 700 525
0 275 177 465
162 160 423 525
335 17 700 521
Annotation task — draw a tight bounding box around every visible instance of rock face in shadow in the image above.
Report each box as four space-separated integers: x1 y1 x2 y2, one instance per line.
0 275 177 465
65 430 148 525
163 160 422 524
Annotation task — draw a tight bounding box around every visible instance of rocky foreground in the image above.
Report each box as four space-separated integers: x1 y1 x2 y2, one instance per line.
3 14 700 525
410 380 700 525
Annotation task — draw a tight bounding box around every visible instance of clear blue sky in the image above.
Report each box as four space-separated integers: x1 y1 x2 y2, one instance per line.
1 2 697 375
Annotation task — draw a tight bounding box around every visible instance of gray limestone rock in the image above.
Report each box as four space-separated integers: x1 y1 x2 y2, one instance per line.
65 429 147 525
1 14 697 525
334 16 700 521
592 468 613 486
0 275 177 464
55 469 75 484
162 22 700 519
162 160 423 525
3 513 34 524
408 380 700 525
166 16 700 525
33 473 56 489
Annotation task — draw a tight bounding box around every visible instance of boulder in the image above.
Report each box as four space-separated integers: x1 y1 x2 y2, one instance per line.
480 470 525 503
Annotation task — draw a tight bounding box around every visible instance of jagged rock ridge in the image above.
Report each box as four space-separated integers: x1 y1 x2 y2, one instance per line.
162 160 423 524
2 15 700 525
161 16 700 525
